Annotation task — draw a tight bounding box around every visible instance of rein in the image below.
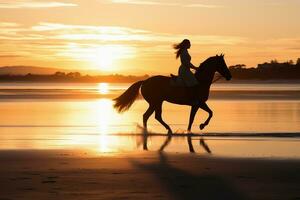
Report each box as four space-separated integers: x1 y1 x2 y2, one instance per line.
195 73 223 84
212 74 223 83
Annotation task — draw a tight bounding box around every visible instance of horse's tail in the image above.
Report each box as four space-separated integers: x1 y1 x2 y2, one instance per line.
113 81 144 113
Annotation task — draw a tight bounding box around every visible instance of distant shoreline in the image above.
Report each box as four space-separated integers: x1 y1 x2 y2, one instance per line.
0 79 299 84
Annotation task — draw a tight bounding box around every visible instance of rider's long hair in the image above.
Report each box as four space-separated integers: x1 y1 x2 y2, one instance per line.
173 39 190 59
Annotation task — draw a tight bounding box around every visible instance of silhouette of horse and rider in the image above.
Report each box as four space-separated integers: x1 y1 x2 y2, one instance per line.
114 39 232 134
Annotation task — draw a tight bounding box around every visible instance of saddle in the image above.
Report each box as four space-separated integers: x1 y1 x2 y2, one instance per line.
170 74 185 87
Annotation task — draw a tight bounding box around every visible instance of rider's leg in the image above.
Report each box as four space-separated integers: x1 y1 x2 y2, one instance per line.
186 85 199 105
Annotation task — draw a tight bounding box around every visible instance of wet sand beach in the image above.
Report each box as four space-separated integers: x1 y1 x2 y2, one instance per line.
0 150 299 200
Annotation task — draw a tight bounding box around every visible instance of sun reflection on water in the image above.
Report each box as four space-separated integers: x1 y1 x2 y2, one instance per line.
53 97 137 153
98 83 109 94
96 99 114 152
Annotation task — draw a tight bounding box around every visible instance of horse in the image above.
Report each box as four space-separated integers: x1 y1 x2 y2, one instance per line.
113 54 232 134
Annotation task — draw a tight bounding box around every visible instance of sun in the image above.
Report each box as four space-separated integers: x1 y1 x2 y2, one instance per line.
93 47 114 71
66 44 136 72
91 45 135 71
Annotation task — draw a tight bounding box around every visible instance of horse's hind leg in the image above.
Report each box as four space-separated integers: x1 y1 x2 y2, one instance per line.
155 102 172 134
143 104 155 130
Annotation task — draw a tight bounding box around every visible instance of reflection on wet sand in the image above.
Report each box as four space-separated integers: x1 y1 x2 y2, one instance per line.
139 129 212 154
130 128 300 158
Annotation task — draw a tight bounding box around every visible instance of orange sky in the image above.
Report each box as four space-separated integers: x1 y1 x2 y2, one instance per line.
0 0 299 75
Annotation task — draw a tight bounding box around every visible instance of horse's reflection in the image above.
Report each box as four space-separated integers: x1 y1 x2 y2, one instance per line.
199 136 211 153
159 134 172 152
138 130 211 154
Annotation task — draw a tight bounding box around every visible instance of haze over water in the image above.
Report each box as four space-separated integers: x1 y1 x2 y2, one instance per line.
1 82 300 158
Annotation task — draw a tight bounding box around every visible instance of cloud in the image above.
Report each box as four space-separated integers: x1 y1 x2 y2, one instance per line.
0 22 245 54
184 3 220 8
0 54 23 58
31 23 148 34
0 0 77 9
110 0 176 6
1 21 299 70
11 23 298 68
102 0 221 8
0 22 246 65
29 23 244 45
0 22 20 27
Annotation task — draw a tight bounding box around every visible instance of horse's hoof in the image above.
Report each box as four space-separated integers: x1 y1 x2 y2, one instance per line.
200 124 205 130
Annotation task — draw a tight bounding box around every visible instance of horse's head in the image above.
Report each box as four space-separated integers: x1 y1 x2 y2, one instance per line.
196 54 232 81
214 54 232 81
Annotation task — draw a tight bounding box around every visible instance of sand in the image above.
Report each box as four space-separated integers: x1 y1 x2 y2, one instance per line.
0 150 299 200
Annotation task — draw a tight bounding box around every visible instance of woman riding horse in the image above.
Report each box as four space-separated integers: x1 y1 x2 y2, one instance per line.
173 39 199 104
113 41 232 134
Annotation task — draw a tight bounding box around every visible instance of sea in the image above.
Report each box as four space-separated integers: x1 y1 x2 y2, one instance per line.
0 82 299 158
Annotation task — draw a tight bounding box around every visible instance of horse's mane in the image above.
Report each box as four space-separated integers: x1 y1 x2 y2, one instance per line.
196 56 217 75
199 56 216 68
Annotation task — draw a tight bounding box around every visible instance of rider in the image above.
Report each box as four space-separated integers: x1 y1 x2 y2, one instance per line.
173 39 199 103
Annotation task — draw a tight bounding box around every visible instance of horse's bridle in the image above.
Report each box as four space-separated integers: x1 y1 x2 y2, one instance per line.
212 74 223 83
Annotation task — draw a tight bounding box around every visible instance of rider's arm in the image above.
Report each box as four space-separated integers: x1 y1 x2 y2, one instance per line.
190 63 198 70
181 50 198 70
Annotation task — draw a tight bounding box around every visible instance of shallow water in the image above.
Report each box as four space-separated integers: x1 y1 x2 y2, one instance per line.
0 82 299 158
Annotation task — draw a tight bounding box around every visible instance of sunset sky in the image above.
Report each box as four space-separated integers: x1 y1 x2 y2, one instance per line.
0 0 299 75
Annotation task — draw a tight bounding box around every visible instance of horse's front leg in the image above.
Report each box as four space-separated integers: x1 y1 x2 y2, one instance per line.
187 105 199 132
199 102 213 130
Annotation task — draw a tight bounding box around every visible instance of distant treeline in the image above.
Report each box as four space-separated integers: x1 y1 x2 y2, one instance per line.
0 59 300 82
229 59 300 80
0 72 150 83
